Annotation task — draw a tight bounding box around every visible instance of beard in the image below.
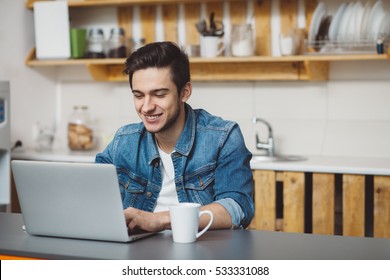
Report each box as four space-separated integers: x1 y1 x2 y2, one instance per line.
144 100 182 135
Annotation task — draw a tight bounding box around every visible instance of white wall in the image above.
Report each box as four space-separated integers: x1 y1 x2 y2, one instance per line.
1 0 390 159
0 0 57 149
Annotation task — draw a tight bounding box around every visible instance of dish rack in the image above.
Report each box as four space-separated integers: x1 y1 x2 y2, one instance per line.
305 39 389 55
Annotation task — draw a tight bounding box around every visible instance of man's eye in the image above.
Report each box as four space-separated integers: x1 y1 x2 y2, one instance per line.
133 93 143 98
155 91 168 97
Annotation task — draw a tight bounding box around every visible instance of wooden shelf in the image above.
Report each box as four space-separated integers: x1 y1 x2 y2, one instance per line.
26 0 228 9
25 47 390 82
25 0 390 82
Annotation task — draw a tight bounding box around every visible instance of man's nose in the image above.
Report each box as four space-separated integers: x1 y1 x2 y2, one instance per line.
142 96 155 112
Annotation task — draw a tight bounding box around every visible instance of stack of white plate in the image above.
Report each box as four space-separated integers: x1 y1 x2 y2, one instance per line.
309 1 390 46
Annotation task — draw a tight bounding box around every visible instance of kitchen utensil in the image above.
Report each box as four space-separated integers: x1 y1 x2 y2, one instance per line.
195 12 224 37
209 12 216 35
195 20 208 36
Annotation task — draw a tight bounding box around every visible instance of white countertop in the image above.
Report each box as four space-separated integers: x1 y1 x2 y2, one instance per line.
11 148 98 163
250 155 390 176
11 148 390 176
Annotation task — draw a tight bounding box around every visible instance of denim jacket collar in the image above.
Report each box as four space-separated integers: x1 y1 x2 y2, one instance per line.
174 103 195 157
146 132 160 166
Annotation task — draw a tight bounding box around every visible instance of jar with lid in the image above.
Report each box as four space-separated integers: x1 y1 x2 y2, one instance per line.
86 28 106 58
108 27 127 58
67 106 94 151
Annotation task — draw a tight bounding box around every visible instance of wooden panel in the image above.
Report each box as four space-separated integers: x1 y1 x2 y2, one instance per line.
190 61 299 81
373 176 390 238
299 61 329 81
280 0 297 34
283 172 305 233
140 5 156 43
229 1 247 26
87 64 127 81
305 0 317 32
87 64 109 81
185 3 201 45
252 170 276 231
312 173 335 235
205 1 223 19
27 0 233 9
162 4 178 42
275 171 284 182
254 0 271 56
343 174 365 237
117 7 133 40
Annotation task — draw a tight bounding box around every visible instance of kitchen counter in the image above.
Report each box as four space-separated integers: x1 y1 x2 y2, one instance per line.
11 149 390 176
250 155 390 176
11 148 98 163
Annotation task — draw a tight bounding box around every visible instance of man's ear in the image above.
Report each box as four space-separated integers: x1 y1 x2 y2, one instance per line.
180 82 192 103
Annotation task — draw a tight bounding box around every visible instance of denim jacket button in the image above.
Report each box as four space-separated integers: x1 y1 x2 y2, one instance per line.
146 191 153 198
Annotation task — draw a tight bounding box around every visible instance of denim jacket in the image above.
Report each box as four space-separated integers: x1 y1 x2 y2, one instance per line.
95 104 254 228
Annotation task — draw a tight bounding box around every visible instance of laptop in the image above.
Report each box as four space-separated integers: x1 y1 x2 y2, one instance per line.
11 160 155 243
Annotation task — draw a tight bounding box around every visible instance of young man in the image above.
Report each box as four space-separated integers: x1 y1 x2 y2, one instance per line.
96 41 254 232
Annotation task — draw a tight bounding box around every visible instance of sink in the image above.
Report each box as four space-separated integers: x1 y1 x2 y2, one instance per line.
251 154 307 163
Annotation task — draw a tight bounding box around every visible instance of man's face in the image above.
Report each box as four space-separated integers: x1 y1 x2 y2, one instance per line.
132 67 190 135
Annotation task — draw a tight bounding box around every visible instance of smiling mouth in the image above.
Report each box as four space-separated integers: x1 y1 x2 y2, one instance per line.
145 113 162 121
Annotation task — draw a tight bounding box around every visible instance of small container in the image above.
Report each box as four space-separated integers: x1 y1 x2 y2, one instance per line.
68 106 94 151
376 38 384 54
86 28 106 58
108 27 127 58
231 24 255 57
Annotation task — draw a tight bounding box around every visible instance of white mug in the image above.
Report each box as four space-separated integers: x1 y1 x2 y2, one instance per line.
200 36 225 58
169 203 213 243
279 34 295 56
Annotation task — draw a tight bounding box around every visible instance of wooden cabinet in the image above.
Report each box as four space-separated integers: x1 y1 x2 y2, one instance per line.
25 0 390 82
250 170 390 238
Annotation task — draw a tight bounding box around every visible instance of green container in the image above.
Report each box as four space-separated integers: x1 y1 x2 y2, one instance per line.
70 28 87 58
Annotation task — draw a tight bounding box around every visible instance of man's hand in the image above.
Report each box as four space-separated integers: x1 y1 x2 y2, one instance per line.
124 203 232 233
124 207 170 233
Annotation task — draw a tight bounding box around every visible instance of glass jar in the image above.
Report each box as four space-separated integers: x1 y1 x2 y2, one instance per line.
231 24 255 57
108 27 127 58
67 106 94 151
86 28 106 58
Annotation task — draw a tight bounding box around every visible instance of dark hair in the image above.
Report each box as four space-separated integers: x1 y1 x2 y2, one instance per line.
124 41 190 93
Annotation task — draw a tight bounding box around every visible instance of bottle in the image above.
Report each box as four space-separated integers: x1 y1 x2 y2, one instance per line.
108 27 127 58
68 106 94 151
86 28 106 58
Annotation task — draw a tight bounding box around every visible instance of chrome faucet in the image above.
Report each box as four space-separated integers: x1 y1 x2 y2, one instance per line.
252 117 275 157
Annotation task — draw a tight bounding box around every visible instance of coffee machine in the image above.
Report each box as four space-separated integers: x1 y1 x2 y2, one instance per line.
0 81 10 211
